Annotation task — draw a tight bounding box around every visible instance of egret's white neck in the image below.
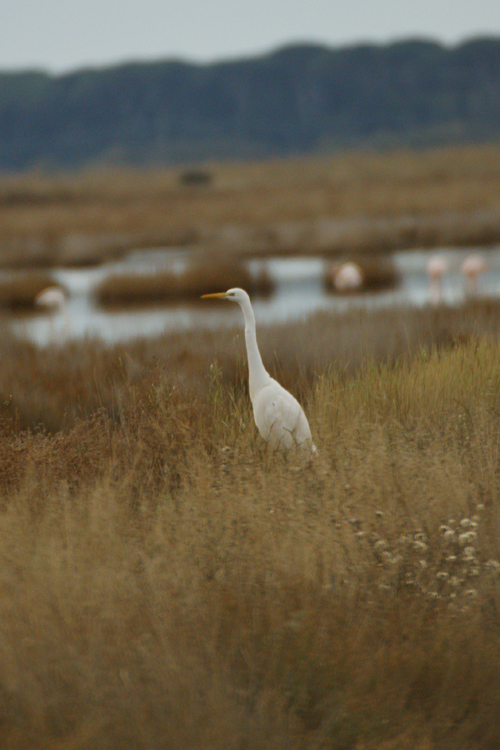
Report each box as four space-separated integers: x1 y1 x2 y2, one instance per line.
238 295 270 401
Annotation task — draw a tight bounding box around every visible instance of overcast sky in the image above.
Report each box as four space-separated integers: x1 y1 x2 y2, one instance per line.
3 0 500 74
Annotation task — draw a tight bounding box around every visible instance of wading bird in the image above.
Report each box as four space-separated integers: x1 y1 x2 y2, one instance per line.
332 261 364 293
201 288 317 453
35 286 67 311
461 253 487 296
426 255 449 305
35 285 70 338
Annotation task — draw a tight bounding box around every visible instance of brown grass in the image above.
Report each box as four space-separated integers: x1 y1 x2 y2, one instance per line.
1 301 500 747
2 142 500 268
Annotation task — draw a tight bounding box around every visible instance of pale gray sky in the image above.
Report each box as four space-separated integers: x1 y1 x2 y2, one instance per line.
2 0 500 74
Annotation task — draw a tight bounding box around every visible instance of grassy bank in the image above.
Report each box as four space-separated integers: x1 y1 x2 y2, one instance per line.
0 302 500 748
1 142 500 268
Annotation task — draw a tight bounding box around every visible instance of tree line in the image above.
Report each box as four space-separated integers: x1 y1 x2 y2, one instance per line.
1 37 500 171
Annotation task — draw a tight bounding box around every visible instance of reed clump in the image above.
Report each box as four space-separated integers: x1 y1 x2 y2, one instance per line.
0 303 500 748
94 269 179 306
323 254 400 294
0 273 58 310
94 260 273 306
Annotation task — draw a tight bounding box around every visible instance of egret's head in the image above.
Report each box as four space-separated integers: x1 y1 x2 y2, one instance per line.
201 288 248 304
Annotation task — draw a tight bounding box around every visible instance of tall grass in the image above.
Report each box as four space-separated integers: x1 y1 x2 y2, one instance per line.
1 302 500 748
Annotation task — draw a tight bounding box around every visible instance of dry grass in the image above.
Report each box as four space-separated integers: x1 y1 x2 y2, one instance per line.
1 302 500 748
2 142 500 268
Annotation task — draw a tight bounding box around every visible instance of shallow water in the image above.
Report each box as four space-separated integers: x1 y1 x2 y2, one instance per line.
6 245 500 346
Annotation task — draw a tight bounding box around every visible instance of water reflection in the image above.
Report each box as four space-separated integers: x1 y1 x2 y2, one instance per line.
6 245 500 346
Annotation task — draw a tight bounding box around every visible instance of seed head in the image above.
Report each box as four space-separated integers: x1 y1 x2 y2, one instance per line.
485 559 500 571
414 532 427 543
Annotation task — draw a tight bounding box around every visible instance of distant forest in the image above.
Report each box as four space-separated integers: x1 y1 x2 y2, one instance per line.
1 37 500 171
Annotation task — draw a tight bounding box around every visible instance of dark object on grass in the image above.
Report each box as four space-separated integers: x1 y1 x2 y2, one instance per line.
179 169 212 187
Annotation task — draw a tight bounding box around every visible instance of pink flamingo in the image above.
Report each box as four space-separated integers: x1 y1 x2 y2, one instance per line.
426 255 449 305
461 253 487 296
332 262 364 293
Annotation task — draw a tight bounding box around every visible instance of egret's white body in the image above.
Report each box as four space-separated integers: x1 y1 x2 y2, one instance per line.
461 254 487 295
426 255 449 305
332 262 364 293
202 288 316 453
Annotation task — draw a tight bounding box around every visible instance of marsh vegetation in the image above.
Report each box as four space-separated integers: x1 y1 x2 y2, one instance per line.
1 299 500 749
2 142 500 270
2 144 500 748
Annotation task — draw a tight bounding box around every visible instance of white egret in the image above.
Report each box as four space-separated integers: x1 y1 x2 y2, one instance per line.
201 288 317 454
35 285 70 339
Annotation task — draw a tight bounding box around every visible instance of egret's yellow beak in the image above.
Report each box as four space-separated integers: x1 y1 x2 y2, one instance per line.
201 292 227 299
